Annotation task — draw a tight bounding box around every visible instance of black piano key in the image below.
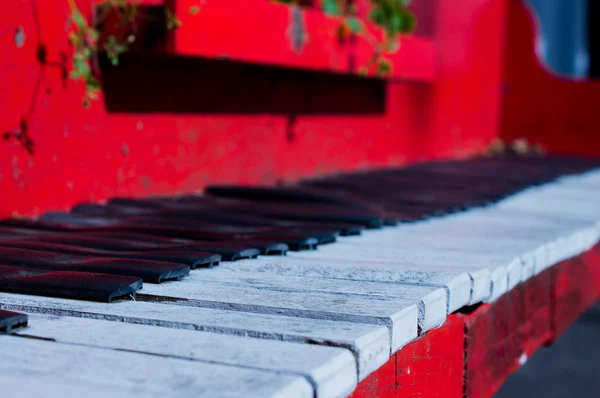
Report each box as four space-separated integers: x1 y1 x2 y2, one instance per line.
0 230 252 262
0 265 142 302
242 235 318 251
142 195 386 230
204 185 371 208
32 212 326 251
75 232 289 256
0 310 28 333
0 240 223 268
231 240 288 255
0 246 190 283
73 201 362 241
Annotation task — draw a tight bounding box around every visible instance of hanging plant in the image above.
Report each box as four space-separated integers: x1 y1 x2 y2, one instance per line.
66 0 415 108
67 0 187 108
275 0 416 75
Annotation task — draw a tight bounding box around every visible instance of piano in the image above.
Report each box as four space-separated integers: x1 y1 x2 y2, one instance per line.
1 154 600 398
4 0 600 396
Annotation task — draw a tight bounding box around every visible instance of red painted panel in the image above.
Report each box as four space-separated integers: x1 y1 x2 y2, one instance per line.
349 314 463 398
552 254 600 339
501 0 600 156
348 351 397 398
175 0 437 81
1 0 508 218
580 245 600 300
395 314 464 398
462 298 523 398
519 268 553 356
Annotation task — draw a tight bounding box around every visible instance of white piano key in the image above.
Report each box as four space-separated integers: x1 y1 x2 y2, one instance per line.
19 313 357 398
0 335 313 398
174 270 447 332
217 257 473 313
140 282 419 353
293 247 510 302
488 266 508 302
498 195 600 221
520 255 536 282
506 258 524 290
0 292 389 379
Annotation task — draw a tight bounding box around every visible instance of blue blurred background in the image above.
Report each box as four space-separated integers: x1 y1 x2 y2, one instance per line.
526 0 589 79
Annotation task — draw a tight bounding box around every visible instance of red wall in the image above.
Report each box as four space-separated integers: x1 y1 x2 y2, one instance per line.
0 0 508 217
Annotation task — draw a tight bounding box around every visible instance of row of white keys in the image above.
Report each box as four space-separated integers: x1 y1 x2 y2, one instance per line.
141 270 445 332
0 292 388 384
216 257 472 314
0 333 314 398
7 313 355 398
138 277 419 353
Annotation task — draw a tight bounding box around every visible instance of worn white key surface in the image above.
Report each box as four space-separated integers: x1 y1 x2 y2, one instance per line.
18 313 357 398
292 247 508 302
0 335 313 398
159 270 447 332
140 281 418 352
218 257 473 313
0 293 389 379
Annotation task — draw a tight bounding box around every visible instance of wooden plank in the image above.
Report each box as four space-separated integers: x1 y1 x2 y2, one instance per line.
164 270 447 332
216 257 473 314
0 292 389 379
18 313 357 398
293 247 506 302
139 280 419 352
0 335 313 398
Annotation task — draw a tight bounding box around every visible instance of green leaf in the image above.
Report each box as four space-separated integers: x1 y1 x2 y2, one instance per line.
376 58 392 75
68 0 88 29
344 17 363 34
189 5 200 15
382 38 399 53
398 11 416 33
369 8 384 25
86 77 101 91
322 0 341 15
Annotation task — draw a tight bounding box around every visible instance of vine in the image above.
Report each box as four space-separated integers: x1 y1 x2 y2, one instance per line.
66 0 415 108
67 0 186 107
276 0 416 75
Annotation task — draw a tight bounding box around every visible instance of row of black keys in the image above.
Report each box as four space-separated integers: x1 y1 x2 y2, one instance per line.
0 154 597 305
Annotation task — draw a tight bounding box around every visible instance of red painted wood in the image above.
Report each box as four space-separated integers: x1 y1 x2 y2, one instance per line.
580 245 600 300
501 0 600 156
462 299 521 398
551 254 600 340
395 314 464 398
348 351 397 398
0 0 508 218
174 0 437 81
519 268 553 356
349 314 463 398
461 267 555 398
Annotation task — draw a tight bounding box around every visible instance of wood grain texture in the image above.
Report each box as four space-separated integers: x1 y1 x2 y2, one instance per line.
0 292 389 379
219 257 473 314
18 313 357 398
0 335 314 398
157 270 447 332
141 280 419 353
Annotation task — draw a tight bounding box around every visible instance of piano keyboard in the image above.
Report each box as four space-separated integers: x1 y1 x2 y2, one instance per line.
1 155 600 397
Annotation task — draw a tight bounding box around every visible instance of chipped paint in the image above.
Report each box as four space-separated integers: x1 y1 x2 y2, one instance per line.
14 26 25 48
